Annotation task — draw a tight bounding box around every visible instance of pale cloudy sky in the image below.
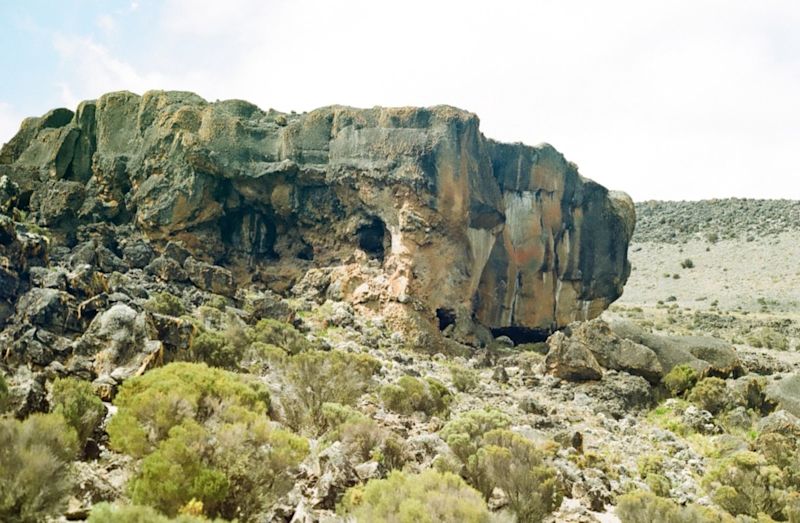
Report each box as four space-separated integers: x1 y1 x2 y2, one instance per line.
1 0 798 201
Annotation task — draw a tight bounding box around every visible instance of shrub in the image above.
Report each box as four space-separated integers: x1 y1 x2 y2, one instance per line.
108 362 269 457
702 451 787 519
319 403 408 469
478 429 562 522
662 364 699 397
339 469 491 523
247 318 310 355
681 258 695 269
87 502 227 522
189 330 238 369
380 375 453 417
449 364 479 392
0 413 79 523
145 292 185 316
439 408 512 497
616 490 735 523
50 377 106 446
688 377 735 415
108 362 306 520
280 350 380 434
746 327 789 351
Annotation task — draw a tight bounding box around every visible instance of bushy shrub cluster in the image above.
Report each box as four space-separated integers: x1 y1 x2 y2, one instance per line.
688 377 736 415
247 318 310 355
320 402 408 469
50 377 105 447
279 350 380 434
107 362 308 520
339 469 492 523
437 409 561 521
0 413 79 523
145 292 185 316
702 451 786 519
0 372 8 413
449 363 480 392
381 375 452 417
616 490 734 523
87 502 227 522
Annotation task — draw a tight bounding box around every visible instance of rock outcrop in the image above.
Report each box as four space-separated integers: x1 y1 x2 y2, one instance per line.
0 90 634 342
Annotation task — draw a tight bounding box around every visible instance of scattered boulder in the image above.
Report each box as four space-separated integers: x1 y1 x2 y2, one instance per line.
545 330 604 381
184 257 235 297
765 373 800 418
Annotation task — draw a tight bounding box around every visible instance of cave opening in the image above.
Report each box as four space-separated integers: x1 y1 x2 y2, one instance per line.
490 326 550 345
436 308 457 331
357 217 389 260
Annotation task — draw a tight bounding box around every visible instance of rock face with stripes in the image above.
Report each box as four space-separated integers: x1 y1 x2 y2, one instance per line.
0 90 634 345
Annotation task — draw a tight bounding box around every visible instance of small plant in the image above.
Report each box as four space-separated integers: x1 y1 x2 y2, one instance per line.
703 451 786 519
145 292 185 316
50 377 106 447
616 490 734 523
0 373 8 413
247 318 310 355
87 502 226 522
661 364 699 397
687 377 735 415
280 350 380 434
478 429 562 522
439 408 512 497
680 258 695 269
449 363 480 392
0 413 79 523
189 329 238 369
381 375 453 417
339 469 492 523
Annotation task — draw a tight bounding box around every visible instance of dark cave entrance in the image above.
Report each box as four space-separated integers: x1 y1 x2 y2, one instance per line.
490 326 550 345
357 217 389 261
436 308 457 331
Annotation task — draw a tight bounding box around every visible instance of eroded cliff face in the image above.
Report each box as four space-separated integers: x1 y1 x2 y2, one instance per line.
0 90 634 344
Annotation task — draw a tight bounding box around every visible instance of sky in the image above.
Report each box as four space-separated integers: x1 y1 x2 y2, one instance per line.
0 0 798 201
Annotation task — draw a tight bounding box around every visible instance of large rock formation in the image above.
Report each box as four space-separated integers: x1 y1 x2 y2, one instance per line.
0 90 634 342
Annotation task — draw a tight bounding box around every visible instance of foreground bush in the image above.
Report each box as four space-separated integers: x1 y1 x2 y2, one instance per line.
702 451 786 519
616 490 734 523
449 364 480 392
50 377 105 447
0 413 79 523
87 502 227 522
108 362 307 520
439 408 512 497
381 375 452 417
247 319 310 355
478 429 562 522
280 350 380 434
145 292 185 316
339 469 491 523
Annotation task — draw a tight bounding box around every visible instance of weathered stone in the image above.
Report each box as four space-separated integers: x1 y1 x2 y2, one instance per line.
545 330 604 381
184 256 235 297
766 374 800 418
1 90 633 338
16 287 80 334
121 239 154 269
145 256 187 282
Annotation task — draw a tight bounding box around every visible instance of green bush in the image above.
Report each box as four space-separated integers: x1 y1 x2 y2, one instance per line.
188 330 239 369
681 258 695 269
688 377 735 414
87 502 227 522
145 292 185 316
703 451 787 519
108 362 269 457
439 408 512 497
381 375 453 417
0 413 79 523
339 469 491 523
616 490 735 523
477 429 562 522
449 364 479 392
108 362 307 520
247 318 310 355
662 364 699 397
746 327 789 351
280 350 380 434
50 377 106 446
